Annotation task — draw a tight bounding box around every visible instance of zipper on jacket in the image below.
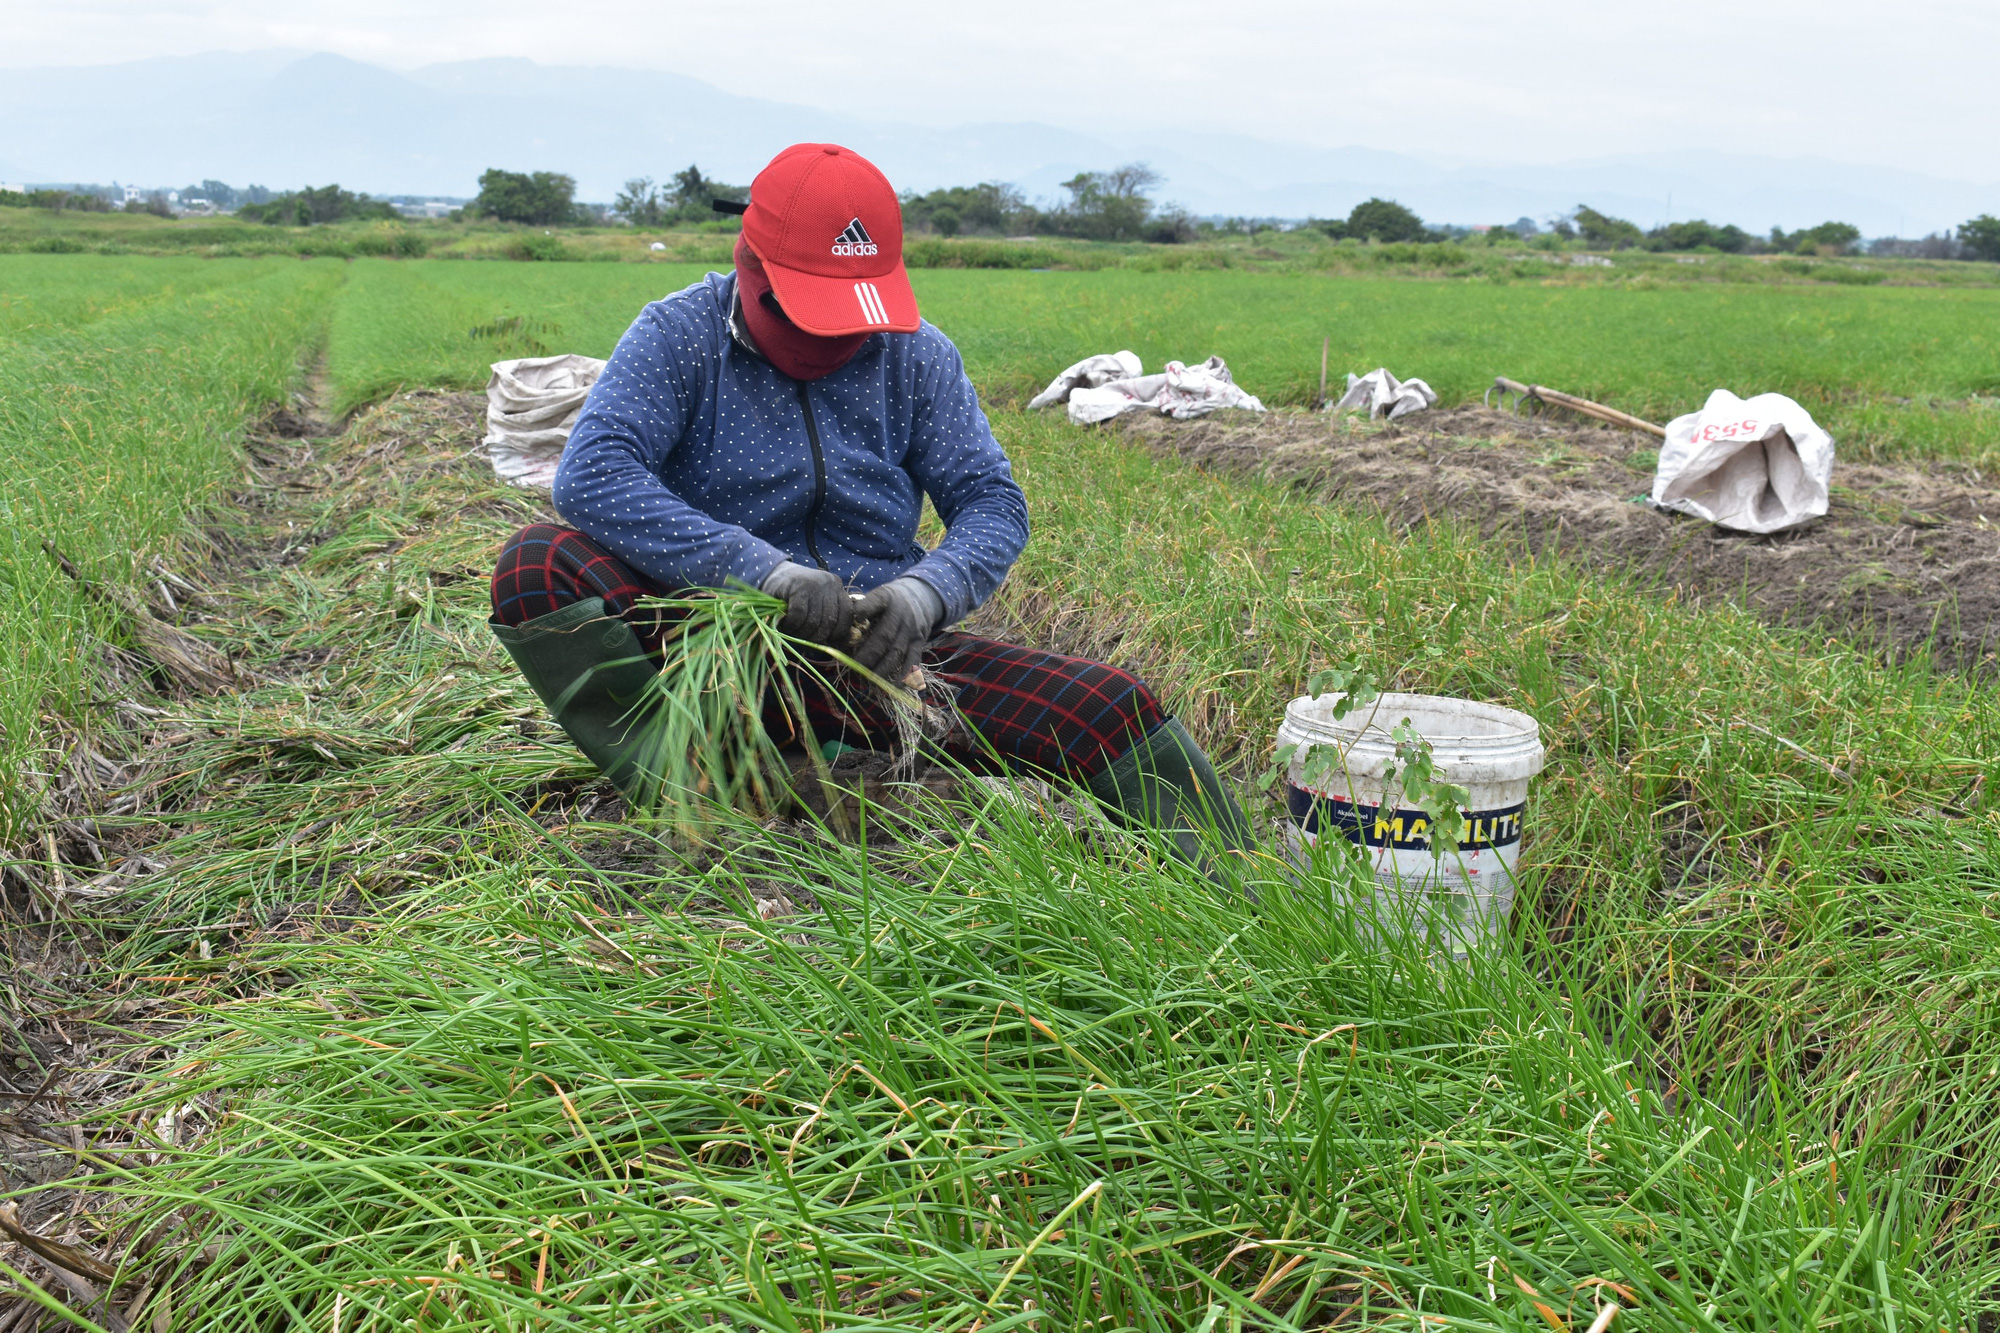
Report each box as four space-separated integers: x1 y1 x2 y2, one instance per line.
793 381 830 571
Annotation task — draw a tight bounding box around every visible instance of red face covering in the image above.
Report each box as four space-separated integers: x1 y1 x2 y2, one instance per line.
734 234 871 381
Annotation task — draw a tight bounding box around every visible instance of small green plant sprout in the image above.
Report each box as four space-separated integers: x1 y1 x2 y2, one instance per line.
1304 661 1381 712
1381 717 1472 857
1258 659 1380 793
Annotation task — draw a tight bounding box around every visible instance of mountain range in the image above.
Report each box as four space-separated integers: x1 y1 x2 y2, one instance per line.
1 50 1993 236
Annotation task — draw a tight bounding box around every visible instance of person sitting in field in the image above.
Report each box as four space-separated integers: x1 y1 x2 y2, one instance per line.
487 141 1249 859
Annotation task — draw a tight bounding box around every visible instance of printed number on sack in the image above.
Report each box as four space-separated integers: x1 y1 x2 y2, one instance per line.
1694 418 1762 445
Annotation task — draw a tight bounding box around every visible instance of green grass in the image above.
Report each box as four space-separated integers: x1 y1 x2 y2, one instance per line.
324 260 716 415
80 394 2000 1326
6 253 2000 1324
0 256 262 346
0 208 441 260
0 255 341 840
324 259 2000 467
930 272 2000 448
110 821 1963 1328
991 408 2000 1112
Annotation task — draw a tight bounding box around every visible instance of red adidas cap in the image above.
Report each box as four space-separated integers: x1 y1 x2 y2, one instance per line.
741 143 920 338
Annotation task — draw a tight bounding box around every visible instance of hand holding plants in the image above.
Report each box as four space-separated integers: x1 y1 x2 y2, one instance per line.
851 577 941 684
759 561 853 645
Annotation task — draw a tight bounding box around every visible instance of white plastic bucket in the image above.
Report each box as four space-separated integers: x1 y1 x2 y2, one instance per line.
1278 692 1545 953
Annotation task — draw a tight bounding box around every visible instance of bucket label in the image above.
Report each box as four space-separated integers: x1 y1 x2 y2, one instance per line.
1286 784 1524 852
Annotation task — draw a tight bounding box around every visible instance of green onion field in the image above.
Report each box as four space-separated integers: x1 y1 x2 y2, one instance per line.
3 249 2000 1329
322 258 2000 459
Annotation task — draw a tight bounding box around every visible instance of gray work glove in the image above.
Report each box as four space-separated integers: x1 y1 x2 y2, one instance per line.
760 561 853 646
851 577 943 683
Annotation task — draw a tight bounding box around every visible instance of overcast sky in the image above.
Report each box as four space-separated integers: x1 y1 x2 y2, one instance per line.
5 0 1997 181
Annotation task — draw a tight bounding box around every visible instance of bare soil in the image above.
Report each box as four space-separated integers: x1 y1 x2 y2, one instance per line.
1122 406 2000 671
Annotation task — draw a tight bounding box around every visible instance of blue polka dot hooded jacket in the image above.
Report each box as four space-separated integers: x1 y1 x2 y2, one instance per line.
552 270 1029 626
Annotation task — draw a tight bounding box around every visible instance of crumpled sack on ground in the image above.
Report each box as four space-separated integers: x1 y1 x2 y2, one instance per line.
1070 357 1267 424
1330 367 1438 420
1031 351 1265 425
1027 350 1144 410
484 354 607 489
1652 388 1834 534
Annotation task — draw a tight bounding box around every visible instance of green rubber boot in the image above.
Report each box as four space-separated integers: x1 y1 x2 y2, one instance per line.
1087 719 1255 866
489 598 663 808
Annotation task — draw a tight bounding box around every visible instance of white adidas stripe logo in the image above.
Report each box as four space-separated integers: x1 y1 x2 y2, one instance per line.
853 281 890 326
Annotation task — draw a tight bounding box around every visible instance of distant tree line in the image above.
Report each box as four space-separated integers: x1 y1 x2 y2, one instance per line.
611 167 748 226
7 161 1998 264
1560 205 1862 256
899 182 1023 237
0 180 275 215
899 164 1195 243
1312 198 1439 243
1290 198 2000 261
173 180 273 211
0 188 117 213
238 184 399 225
1881 215 2000 262
598 160 1202 243
471 170 587 225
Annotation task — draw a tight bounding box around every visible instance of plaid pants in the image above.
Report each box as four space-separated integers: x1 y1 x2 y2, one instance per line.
492 524 1163 782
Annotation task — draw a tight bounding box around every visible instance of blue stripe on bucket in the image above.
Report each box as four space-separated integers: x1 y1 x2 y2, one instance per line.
1286 783 1524 852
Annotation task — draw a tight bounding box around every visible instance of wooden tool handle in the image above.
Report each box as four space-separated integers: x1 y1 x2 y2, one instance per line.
1492 377 1666 437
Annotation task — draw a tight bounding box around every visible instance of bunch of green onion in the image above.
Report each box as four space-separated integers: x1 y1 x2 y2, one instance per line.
617 587 915 838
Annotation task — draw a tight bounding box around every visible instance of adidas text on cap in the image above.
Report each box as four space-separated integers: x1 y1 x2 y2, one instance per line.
741 144 920 338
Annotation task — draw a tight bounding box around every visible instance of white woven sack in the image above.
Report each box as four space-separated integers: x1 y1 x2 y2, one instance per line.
1332 367 1437 420
1027 350 1144 410
1154 356 1266 420
1066 356 1265 424
1652 388 1834 534
484 354 607 489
